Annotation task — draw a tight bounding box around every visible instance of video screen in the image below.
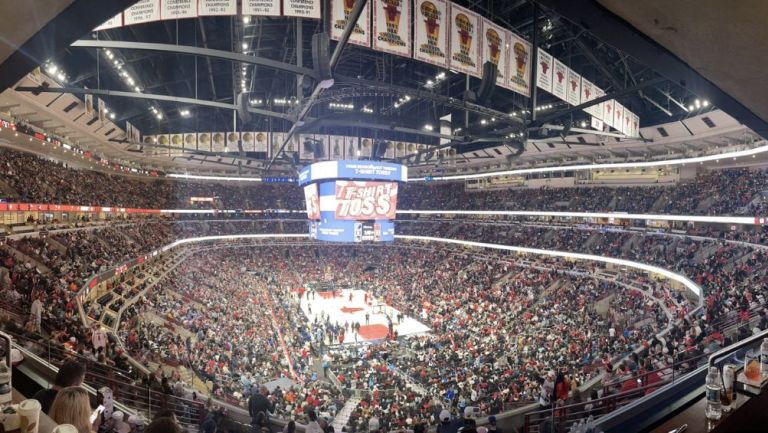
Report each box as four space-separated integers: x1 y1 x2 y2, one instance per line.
334 181 398 220
304 184 320 220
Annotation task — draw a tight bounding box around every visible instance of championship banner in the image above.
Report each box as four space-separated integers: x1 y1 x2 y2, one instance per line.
124 0 161 25
552 59 567 102
197 133 211 151
536 49 553 93
413 0 449 68
581 78 596 116
254 132 269 152
603 99 614 128
334 181 398 220
331 0 371 47
304 184 320 219
161 0 197 19
94 13 122 31
373 0 411 58
243 0 281 16
481 19 507 88
283 0 321 19
566 68 581 106
592 87 605 121
329 135 345 159
614 102 624 134
199 0 237 16
448 4 481 77
507 33 531 97
384 141 395 159
631 112 640 137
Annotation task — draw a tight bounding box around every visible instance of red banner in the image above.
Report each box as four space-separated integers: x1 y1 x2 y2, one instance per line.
334 181 398 220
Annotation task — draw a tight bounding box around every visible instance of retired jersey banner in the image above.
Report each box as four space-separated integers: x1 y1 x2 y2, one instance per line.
335 181 398 220
94 13 122 30
199 0 237 15
448 4 481 77
507 33 531 97
331 0 371 47
536 49 553 93
283 0 321 18
631 112 640 137
552 59 567 102
414 0 449 68
623 109 633 136
243 0 281 16
373 0 411 57
581 78 595 116
566 68 581 106
481 19 507 87
161 0 197 19
124 0 161 25
592 86 605 120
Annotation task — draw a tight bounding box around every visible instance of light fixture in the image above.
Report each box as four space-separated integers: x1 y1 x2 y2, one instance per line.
480 119 487 125
688 104 694 111
242 42 248 50
423 124 434 131
702 100 710 107
243 16 251 24
109 113 116 120
180 109 190 117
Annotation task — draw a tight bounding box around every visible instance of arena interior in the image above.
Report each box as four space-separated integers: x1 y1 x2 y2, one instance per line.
0 1 766 433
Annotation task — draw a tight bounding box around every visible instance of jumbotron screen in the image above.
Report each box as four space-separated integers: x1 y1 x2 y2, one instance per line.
334 181 398 220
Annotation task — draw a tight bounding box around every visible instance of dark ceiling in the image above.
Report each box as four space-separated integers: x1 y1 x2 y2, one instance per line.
46 0 700 144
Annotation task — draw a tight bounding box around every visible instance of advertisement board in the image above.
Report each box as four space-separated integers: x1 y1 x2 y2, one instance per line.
335 181 398 220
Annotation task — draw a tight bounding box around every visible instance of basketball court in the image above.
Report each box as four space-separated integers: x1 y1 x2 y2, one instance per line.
298 288 431 343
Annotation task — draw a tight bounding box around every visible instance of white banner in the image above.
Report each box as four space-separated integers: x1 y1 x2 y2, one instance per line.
631 112 640 138
183 133 197 150
592 87 605 121
199 0 237 15
448 4 481 77
124 0 161 25
359 138 373 158
346 136 359 159
94 13 122 31
614 102 624 134
331 0 371 47
580 78 595 116
97 98 106 125
536 49 553 93
413 0 449 68
507 33 531 97
211 132 226 152
226 131 240 150
481 19 507 88
329 135 345 159
161 0 197 19
372 0 411 58
170 134 184 149
85 94 95 119
283 0 321 19
254 132 269 152
243 0 281 16
603 99 614 128
591 116 604 131
125 121 133 141
197 133 211 151
133 124 141 146
566 68 581 106
552 59 567 102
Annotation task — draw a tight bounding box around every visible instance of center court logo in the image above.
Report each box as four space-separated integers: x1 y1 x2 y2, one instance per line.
377 0 406 47
418 1 445 58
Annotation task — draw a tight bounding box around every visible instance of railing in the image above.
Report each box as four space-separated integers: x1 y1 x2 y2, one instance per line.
522 351 710 433
7 329 206 428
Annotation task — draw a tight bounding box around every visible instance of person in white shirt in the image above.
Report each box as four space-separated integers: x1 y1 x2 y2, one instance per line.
29 296 43 333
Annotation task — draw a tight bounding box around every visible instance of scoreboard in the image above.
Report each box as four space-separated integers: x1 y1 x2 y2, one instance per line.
299 161 406 243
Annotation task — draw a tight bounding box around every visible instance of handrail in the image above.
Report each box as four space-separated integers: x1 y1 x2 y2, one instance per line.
709 328 768 368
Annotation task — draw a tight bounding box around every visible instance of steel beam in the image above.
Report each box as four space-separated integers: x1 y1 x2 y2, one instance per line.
71 40 319 79
265 0 369 172
536 0 768 138
14 86 294 121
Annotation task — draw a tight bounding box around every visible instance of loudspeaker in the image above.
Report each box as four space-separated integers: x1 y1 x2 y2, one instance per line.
312 33 332 81
236 92 251 124
477 61 498 105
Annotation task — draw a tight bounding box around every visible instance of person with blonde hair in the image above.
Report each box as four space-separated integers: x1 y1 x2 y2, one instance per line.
49 386 97 433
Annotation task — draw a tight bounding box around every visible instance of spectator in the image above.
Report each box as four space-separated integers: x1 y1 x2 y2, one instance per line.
34 360 86 414
48 386 96 433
